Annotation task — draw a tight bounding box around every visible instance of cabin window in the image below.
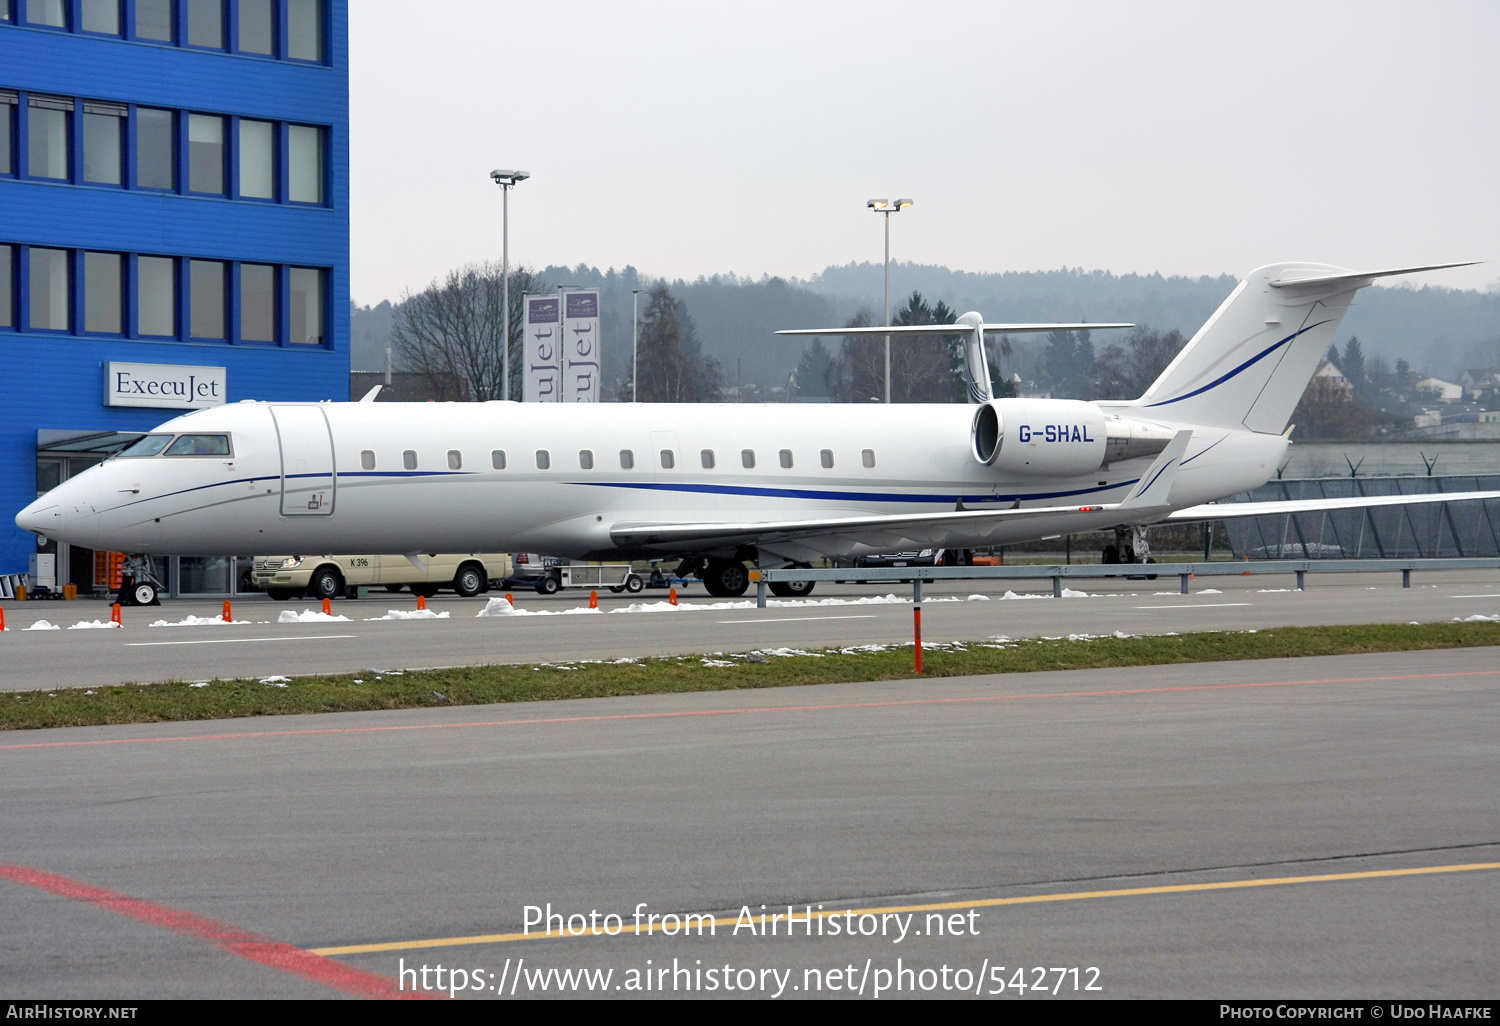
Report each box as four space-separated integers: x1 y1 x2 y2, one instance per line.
741 449 755 469
862 448 876 469
820 449 834 469
579 449 594 470
164 434 231 456
619 449 634 469
535 450 551 470
660 449 675 470
447 450 462 470
360 450 375 470
403 450 417 470
779 449 793 469
492 450 506 470
701 449 715 469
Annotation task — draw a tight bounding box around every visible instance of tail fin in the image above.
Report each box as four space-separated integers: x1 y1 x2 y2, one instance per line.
1134 261 1472 433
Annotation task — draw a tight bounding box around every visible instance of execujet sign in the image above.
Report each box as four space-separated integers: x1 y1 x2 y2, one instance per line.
105 362 227 410
523 291 600 402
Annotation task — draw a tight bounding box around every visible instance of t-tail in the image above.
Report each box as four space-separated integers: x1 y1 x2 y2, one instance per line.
1133 261 1475 433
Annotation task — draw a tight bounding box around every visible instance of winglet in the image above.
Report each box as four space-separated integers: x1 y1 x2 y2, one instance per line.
359 385 383 403
1119 430 1192 509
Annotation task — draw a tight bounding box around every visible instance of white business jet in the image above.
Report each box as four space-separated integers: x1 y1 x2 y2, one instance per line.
18 261 1496 598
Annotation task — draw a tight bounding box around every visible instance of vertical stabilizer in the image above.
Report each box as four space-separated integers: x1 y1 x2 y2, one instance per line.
1136 262 1360 433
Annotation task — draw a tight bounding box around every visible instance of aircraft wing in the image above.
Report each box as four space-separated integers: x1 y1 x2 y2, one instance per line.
1167 490 1500 522
775 323 1133 337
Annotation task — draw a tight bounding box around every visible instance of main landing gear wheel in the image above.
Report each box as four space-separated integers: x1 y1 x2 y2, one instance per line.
769 577 816 598
130 582 158 605
702 560 750 598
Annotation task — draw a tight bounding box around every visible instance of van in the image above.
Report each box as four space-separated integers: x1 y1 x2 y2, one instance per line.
250 553 512 600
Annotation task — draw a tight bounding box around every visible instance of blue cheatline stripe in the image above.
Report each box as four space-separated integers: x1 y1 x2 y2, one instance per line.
1136 459 1177 495
110 470 468 513
1147 320 1332 408
1181 435 1226 467
575 479 1136 505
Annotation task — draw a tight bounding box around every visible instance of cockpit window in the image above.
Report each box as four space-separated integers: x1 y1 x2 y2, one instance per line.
115 434 174 458
163 434 232 456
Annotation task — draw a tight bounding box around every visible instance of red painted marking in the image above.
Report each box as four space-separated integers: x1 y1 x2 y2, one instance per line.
0 860 435 999
914 608 923 674
2 669 1496 753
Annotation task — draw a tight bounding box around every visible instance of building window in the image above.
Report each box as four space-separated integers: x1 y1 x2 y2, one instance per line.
28 248 69 331
447 450 462 471
535 450 550 470
80 0 119 34
137 255 176 337
0 1 9 19
237 119 275 199
0 245 13 328
491 450 506 470
861 448 876 468
289 267 324 344
240 263 275 341
360 450 374 471
27 97 70 180
779 449 793 469
701 449 714 469
238 0 273 54
287 0 322 61
741 449 755 469
84 252 122 334
188 114 225 194
25 0 65 27
820 448 834 469
288 125 323 204
402 450 417 470
659 449 674 470
133 0 172 41
186 0 222 48
135 108 174 190
0 94 13 175
82 103 125 186
578 449 593 470
190 260 225 339
619 449 634 469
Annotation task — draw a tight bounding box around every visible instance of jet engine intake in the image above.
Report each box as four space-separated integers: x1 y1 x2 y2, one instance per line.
971 399 1175 475
970 399 1107 476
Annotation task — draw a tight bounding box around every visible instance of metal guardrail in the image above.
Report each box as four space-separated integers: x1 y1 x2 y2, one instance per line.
752 557 1500 605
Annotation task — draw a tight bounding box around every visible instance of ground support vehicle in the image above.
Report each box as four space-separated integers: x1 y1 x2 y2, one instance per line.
518 560 644 596
251 553 512 600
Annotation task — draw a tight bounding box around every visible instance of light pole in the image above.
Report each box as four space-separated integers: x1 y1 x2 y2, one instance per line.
489 169 530 401
631 288 642 402
867 198 912 403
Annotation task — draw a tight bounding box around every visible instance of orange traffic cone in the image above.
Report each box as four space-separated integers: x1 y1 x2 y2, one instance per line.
589 590 598 609
669 588 678 606
322 597 332 615
223 600 232 622
417 594 426 610
505 592 514 607
111 603 122 626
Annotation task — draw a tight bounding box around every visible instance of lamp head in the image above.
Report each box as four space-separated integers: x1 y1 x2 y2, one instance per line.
867 199 891 211
490 169 531 186
894 198 914 210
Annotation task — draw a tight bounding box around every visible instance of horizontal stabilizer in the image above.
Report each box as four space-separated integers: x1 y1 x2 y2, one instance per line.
775 323 1132 337
1269 262 1478 290
1167 490 1500 522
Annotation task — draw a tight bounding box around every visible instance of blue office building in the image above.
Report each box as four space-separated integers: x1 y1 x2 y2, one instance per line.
0 0 349 596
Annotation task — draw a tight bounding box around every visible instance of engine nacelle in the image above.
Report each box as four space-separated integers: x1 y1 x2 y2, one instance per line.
971 400 1176 476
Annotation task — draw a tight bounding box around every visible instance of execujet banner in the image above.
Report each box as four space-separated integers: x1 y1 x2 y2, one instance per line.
105 362 227 410
523 296 561 403
563 290 601 403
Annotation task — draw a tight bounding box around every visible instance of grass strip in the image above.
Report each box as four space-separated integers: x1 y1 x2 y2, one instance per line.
5 621 1500 733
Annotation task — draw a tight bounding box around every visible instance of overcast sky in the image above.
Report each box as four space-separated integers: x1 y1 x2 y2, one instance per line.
349 0 1500 305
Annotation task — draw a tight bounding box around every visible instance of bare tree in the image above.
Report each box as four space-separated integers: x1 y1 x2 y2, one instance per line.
1093 326 1188 400
624 282 721 402
391 262 547 402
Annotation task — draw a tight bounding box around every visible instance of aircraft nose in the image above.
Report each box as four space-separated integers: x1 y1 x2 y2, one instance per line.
15 496 62 538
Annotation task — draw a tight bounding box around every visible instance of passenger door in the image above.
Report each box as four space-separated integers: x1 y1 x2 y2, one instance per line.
271 406 336 516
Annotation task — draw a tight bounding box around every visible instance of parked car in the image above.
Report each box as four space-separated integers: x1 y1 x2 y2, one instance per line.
854 549 970 568
251 553 512 600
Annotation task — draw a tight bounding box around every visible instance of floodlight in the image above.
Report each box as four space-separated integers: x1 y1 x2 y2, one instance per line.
490 169 531 185
867 199 890 210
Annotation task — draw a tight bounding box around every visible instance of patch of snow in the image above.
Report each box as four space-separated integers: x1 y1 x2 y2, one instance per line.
700 658 736 668
149 615 250 627
1257 589 1296 593
259 675 291 686
967 594 990 601
67 620 121 630
278 609 352 623
1454 614 1500 623
190 682 210 688
754 647 824 658
476 598 599 617
23 621 61 631
1198 589 1223 595
365 609 450 620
